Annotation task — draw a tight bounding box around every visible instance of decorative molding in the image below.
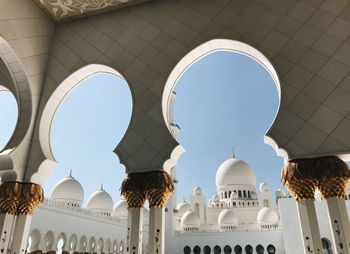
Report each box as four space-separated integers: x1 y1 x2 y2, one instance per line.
0 182 44 216
34 0 150 22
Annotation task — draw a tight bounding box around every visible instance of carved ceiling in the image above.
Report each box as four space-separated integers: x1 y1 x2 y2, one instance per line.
34 0 150 22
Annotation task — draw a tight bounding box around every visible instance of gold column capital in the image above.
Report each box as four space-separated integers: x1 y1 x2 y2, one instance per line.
121 171 174 208
121 173 146 209
282 156 350 200
0 181 44 215
144 171 174 208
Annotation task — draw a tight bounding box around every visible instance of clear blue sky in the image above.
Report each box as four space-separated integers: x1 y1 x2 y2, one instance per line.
0 51 284 205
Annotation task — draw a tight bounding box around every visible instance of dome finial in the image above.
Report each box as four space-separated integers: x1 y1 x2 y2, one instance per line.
69 169 73 178
100 183 104 191
232 146 236 158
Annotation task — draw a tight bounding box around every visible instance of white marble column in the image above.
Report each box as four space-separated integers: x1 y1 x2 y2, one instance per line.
0 214 15 254
296 199 323 254
11 215 32 254
326 198 350 254
148 207 165 254
127 208 143 254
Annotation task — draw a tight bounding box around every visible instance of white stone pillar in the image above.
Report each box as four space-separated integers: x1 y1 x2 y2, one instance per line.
127 208 143 254
148 207 165 254
296 200 323 254
11 215 32 254
0 214 15 253
326 198 350 254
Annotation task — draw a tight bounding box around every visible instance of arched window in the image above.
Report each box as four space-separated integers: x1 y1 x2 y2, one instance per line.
184 246 191 254
244 245 253 254
204 245 211 254
225 192 228 198
224 245 232 254
263 199 269 207
248 191 251 198
238 191 242 198
256 245 264 254
214 246 221 254
234 245 242 254
233 202 236 206
322 238 333 254
229 191 232 197
194 245 201 254
266 245 276 254
194 203 200 217
243 190 247 198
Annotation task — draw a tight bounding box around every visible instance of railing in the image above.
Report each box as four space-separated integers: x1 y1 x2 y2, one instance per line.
41 198 127 224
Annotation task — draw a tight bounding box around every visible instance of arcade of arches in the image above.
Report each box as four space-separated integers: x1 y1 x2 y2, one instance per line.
1 0 350 254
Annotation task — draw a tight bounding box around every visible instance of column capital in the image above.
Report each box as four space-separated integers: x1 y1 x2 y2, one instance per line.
145 171 174 208
0 181 44 216
282 156 350 200
121 171 174 208
121 173 147 209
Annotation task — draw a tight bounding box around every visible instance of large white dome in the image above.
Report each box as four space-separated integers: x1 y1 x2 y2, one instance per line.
181 211 200 228
257 207 279 226
112 200 128 218
87 186 113 215
218 209 238 227
216 157 256 189
51 172 84 206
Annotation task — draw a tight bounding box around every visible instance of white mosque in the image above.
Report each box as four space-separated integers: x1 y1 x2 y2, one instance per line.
27 154 350 254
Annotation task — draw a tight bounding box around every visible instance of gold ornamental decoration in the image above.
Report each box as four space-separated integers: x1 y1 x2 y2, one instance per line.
282 156 350 200
121 171 174 209
144 171 174 208
0 181 44 216
121 173 147 209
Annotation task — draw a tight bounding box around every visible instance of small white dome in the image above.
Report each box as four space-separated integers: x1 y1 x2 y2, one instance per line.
193 186 202 195
259 182 269 192
181 211 200 228
87 186 113 215
112 200 128 218
212 194 220 202
257 207 279 226
216 157 256 189
51 172 84 206
207 199 212 206
176 201 191 216
218 209 238 227
276 189 286 198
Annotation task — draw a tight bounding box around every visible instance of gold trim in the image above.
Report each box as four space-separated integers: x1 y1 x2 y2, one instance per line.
282 156 350 200
121 171 174 208
0 182 44 215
